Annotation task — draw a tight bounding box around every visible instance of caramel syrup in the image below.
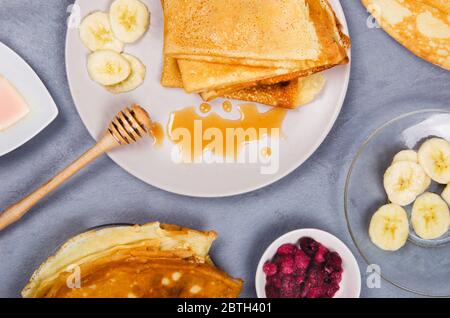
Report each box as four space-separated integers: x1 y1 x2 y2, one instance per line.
149 122 164 147
167 103 286 162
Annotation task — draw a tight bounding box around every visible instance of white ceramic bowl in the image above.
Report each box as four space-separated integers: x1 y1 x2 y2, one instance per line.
0 42 58 156
255 229 361 298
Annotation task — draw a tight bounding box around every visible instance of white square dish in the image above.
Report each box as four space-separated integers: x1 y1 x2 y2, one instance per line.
0 41 58 156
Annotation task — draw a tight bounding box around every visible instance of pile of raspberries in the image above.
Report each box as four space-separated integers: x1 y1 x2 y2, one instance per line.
263 237 343 298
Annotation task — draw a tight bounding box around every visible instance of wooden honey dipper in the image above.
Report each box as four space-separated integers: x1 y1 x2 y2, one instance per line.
0 105 153 232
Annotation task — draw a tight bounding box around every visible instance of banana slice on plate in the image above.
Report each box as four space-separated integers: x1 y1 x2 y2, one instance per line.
87 50 131 86
442 184 450 206
79 12 124 52
392 149 431 194
105 54 146 94
384 161 429 206
418 138 450 184
392 150 419 164
412 192 450 240
369 204 409 251
110 0 150 43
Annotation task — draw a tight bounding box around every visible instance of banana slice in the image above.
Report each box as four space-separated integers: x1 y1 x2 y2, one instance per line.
384 161 428 206
87 50 131 86
412 192 450 240
392 149 431 194
105 54 146 94
110 0 150 43
369 204 409 251
418 138 450 184
420 176 432 195
79 12 124 52
442 184 450 206
392 150 418 164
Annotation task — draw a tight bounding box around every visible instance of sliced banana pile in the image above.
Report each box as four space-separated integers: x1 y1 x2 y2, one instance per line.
79 0 150 93
369 137 450 251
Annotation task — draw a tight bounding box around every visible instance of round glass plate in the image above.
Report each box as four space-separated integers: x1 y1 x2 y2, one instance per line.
345 109 450 297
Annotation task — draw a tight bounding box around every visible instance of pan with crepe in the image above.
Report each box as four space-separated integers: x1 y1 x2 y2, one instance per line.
22 222 243 298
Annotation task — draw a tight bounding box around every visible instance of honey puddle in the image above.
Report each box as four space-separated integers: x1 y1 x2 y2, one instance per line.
167 103 287 162
149 122 165 147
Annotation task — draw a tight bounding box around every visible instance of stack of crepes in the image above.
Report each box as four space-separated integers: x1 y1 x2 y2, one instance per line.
22 223 243 298
161 0 350 109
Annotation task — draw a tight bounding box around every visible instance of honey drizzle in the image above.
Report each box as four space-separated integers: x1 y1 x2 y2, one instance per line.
149 122 165 147
261 147 272 158
167 103 286 161
199 103 212 113
222 101 232 113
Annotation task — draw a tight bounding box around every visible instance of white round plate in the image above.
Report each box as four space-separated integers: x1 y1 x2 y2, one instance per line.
66 0 350 197
0 42 58 156
255 229 361 298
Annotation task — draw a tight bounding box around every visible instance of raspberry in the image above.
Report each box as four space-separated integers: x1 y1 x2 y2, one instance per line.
264 238 344 299
306 287 327 298
295 267 307 278
325 283 340 298
326 251 342 271
279 256 295 275
300 284 309 298
280 276 298 298
263 261 278 276
276 243 298 255
330 270 343 284
314 244 329 264
299 237 319 256
295 274 306 285
306 265 322 286
294 249 310 271
267 274 282 289
265 285 280 298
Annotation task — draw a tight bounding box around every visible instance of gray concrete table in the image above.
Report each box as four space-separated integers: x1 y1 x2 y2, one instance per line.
0 0 448 298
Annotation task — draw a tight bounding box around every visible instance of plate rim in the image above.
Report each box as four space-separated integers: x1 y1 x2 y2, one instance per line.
0 41 59 157
65 0 351 197
344 108 450 297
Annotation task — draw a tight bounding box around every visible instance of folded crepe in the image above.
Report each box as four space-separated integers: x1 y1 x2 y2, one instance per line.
362 0 450 70
222 73 326 109
162 56 326 108
164 0 349 70
22 222 243 298
161 0 349 107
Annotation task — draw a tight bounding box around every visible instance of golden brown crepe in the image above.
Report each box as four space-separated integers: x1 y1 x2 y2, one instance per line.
222 73 326 109
160 0 349 107
177 59 292 94
163 0 349 92
362 0 450 70
164 0 321 65
162 57 326 108
22 223 243 298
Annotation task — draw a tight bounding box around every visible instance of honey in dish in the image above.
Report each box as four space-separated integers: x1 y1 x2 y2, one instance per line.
167 103 286 162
